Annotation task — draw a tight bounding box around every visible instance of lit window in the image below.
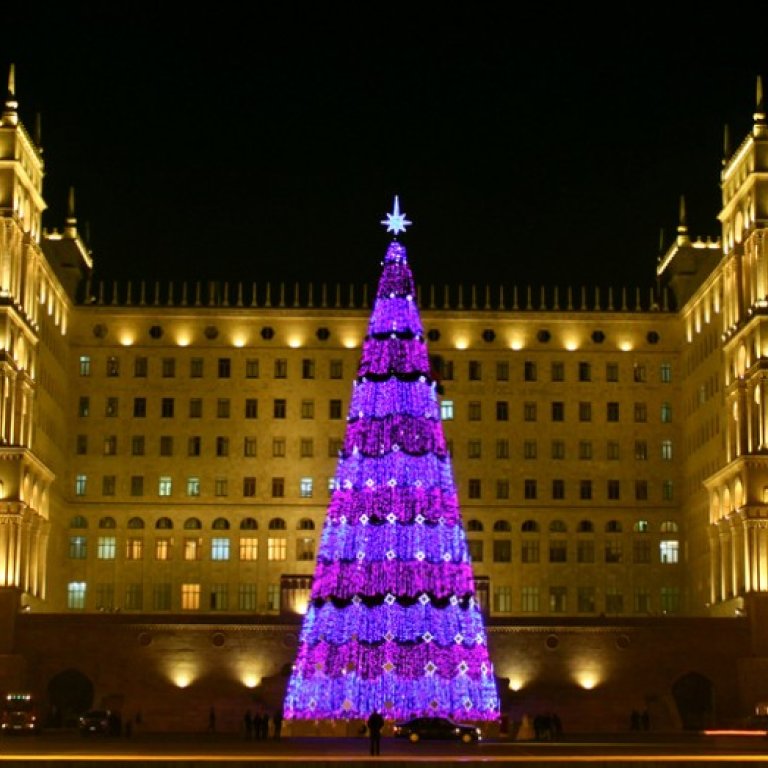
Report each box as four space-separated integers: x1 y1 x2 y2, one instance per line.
187 477 201 497
181 583 201 610
493 586 512 613
106 356 119 377
69 536 87 559
297 537 315 561
97 536 116 560
661 402 672 423
521 586 539 612
67 582 87 610
79 396 90 417
299 477 313 498
158 476 172 496
660 362 672 383
268 538 287 561
125 538 144 560
440 400 454 420
239 583 258 610
211 537 230 561
183 537 202 561
155 538 171 560
660 540 678 564
267 584 281 612
240 537 258 561
79 355 91 376
549 586 567 612
75 474 87 496
662 439 673 460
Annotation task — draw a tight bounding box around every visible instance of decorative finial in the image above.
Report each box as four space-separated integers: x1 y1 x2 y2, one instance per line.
722 123 731 166
2 63 18 126
380 195 412 236
676 195 690 246
754 75 766 128
64 187 78 237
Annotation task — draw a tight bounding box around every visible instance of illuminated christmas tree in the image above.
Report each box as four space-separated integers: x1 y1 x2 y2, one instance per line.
283 198 499 722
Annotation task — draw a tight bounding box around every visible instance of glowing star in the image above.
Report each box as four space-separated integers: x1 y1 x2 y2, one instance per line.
380 195 413 236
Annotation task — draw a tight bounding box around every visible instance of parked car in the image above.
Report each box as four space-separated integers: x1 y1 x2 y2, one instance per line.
0 693 41 735
393 716 481 743
78 710 120 736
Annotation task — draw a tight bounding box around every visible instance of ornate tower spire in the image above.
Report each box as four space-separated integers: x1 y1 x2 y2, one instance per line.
676 194 690 246
2 63 18 126
64 187 78 238
722 123 731 166
754 74 766 136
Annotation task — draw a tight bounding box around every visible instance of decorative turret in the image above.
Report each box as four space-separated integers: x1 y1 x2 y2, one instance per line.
1 64 18 127
753 74 766 137
676 195 690 246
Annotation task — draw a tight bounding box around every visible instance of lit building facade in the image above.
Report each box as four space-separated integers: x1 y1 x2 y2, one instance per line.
2 70 768 730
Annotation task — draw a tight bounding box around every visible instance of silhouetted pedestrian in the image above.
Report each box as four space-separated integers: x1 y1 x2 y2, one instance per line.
244 710 253 740
367 710 384 756
260 711 269 739
273 708 283 739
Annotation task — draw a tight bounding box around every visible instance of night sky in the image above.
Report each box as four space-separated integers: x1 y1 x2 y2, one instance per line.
3 4 765 292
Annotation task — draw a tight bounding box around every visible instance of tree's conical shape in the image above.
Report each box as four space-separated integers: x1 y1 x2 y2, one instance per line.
284 238 499 721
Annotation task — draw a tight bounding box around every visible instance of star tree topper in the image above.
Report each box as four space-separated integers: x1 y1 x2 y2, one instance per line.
381 195 412 235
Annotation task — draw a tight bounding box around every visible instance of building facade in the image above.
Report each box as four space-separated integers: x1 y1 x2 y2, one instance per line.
2 70 768 730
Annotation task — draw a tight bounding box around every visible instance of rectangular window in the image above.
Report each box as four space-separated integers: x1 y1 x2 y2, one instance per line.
578 362 591 382
211 537 230 561
660 362 672 383
330 359 343 379
239 583 258 611
523 440 537 459
551 361 565 382
218 358 231 378
106 356 120 377
267 584 281 612
468 440 482 459
187 476 201 497
635 440 648 460
579 401 592 422
188 436 201 456
155 538 171 561
301 399 315 419
551 440 565 460
521 586 539 613
274 358 288 378
468 401 481 421
106 397 119 417
468 540 483 562
493 586 512 613
130 475 144 496
297 537 315 561
274 399 287 419
607 479 620 499
605 589 624 614
440 400 454 420
75 474 87 496
633 364 647 383
523 402 537 421
246 358 260 378
579 441 592 460
606 362 619 382
210 584 229 611
190 357 204 378
240 537 258 561
79 396 90 417
660 586 680 613
662 479 674 501
551 401 564 421
267 538 287 561
633 539 652 563
158 476 172 496
521 540 540 563
217 398 231 418
243 437 257 457
189 398 202 418
272 438 286 457
328 437 342 457
67 582 87 610
607 402 619 422
102 475 116 496
160 398 174 418
76 434 88 455
496 479 510 499
468 360 482 381
124 583 142 610
549 586 567 613
496 361 509 381
159 435 173 456
496 401 509 421
633 588 651 613
549 541 567 563
493 540 512 563
524 361 537 382
161 358 176 378
79 355 91 376
577 587 596 613
605 540 623 563
580 480 592 500
103 435 118 455
69 536 87 559
183 538 202 561
302 359 315 379
552 478 565 499
153 583 172 610
660 540 679 563
523 479 537 499
299 477 313 497
607 440 620 460
634 402 647 422
468 479 482 499
125 538 144 560
662 439 673 460
245 398 259 419
635 480 648 500
243 477 256 497
661 402 672 423
272 477 285 498
577 540 595 563
216 436 229 457
181 583 201 610
132 436 145 456
214 477 228 497
496 439 510 459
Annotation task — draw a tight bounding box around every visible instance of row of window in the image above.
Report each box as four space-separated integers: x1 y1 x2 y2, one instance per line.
77 396 345 420
468 538 679 564
74 475 321 498
451 360 673 384
80 356 344 381
67 581 283 612
492 585 680 614
467 519 679 534
68 535 315 562
465 438 673 461
467 478 674 502
441 400 673 423
69 514 314 530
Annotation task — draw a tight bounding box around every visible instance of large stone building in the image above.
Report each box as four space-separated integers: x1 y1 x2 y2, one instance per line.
1 68 768 732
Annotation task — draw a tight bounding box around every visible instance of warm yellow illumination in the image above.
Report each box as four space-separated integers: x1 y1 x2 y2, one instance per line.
242 674 261 689
232 334 247 348
508 677 525 692
509 338 524 351
173 672 193 688
176 332 191 347
119 333 135 346
575 671 600 690
619 340 633 352
564 338 578 351
288 337 303 349
454 337 469 350
0 480 5 500
342 337 358 349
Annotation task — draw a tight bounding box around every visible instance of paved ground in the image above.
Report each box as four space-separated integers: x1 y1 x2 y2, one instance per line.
2 730 768 765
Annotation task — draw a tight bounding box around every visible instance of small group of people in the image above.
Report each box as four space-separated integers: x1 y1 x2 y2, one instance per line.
243 709 283 740
515 712 562 741
630 708 650 731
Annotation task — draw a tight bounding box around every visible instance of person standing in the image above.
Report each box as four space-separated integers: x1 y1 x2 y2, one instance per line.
273 708 283 739
243 710 253 740
367 710 384 756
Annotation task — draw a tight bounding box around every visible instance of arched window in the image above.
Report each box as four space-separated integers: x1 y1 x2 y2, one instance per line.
605 520 622 533
70 515 88 529
549 520 567 533
297 518 315 530
633 520 649 533
98 516 116 529
576 520 594 533
155 517 173 530
240 517 258 530
466 519 484 532
127 517 145 529
521 520 539 533
184 517 202 530
268 517 287 531
212 517 230 530
660 520 679 533
493 520 511 532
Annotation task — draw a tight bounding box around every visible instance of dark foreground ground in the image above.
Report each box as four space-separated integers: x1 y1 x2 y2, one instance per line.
2 729 768 766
